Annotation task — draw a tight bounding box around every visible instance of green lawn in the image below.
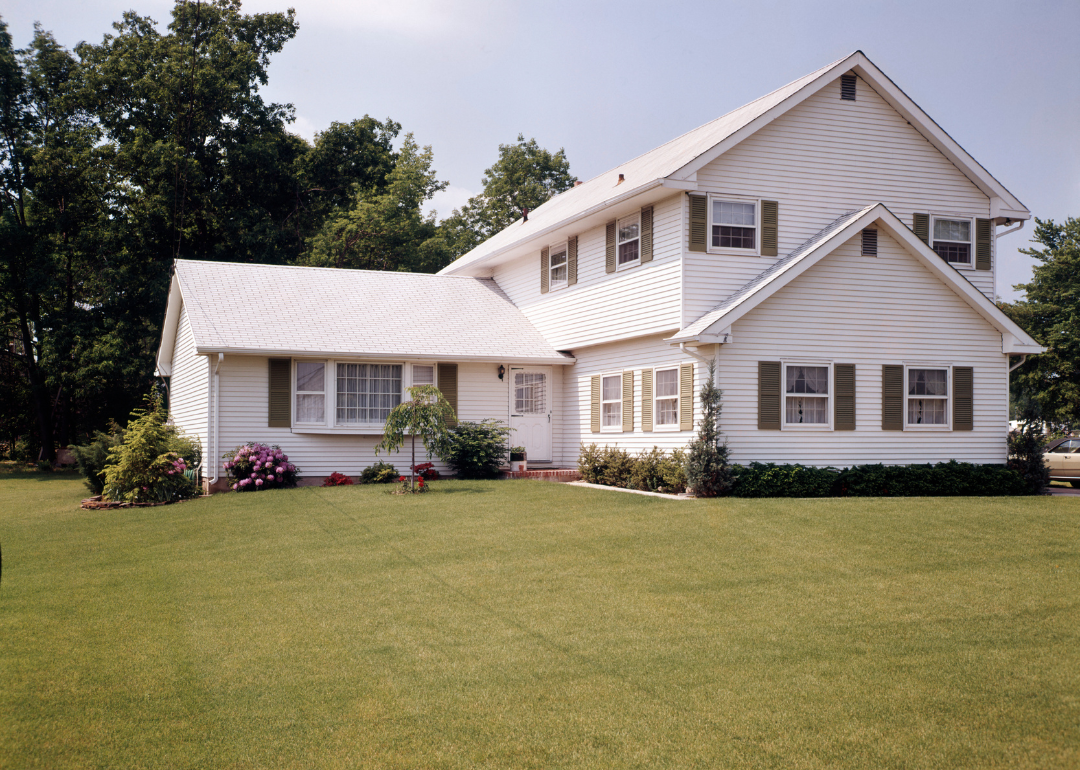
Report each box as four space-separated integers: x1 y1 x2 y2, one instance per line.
1 472 1078 769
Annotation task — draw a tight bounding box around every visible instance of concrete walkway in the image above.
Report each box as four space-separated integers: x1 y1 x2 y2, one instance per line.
1048 485 1080 496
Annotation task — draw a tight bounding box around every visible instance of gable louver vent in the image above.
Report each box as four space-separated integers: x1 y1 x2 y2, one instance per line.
841 73 857 101
861 228 878 256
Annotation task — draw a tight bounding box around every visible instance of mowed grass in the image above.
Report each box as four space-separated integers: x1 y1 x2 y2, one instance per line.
1 472 1078 769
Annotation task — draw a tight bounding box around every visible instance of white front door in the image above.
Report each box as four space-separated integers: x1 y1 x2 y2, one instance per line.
509 367 552 462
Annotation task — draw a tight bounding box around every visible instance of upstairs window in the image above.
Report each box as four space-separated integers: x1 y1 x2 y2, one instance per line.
784 364 830 426
601 374 622 429
711 199 757 251
932 217 972 266
549 242 568 289
907 367 948 426
617 213 640 267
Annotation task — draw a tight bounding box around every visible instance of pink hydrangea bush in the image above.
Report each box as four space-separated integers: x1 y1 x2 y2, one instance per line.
223 443 299 492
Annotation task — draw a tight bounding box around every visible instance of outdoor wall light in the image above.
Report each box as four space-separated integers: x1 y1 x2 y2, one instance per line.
498 365 505 380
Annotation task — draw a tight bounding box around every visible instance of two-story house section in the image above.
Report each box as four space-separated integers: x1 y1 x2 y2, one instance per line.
439 50 1042 468
158 51 1043 488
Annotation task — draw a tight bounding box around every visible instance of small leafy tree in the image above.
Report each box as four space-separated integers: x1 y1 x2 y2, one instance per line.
685 361 734 497
1007 422 1050 495
376 385 456 492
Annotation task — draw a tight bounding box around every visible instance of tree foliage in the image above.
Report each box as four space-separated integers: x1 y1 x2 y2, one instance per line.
685 361 735 497
1000 217 1080 427
376 385 456 491
439 134 576 258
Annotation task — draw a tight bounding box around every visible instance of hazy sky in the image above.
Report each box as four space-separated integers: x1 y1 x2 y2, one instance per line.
5 0 1078 300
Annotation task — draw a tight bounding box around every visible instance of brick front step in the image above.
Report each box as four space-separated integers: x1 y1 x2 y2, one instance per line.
500 469 581 482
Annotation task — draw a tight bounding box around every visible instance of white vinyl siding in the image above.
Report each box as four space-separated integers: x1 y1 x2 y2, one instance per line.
167 303 210 466
685 72 995 324
212 358 521 480
715 228 1007 466
491 193 682 350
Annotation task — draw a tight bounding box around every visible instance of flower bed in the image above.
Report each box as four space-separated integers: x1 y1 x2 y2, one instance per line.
224 444 299 491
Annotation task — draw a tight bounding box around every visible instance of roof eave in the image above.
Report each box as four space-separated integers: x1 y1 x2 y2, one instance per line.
192 346 576 366
154 271 184 376
670 204 1042 350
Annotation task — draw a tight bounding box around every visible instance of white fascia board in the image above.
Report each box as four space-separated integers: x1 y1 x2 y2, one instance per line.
990 197 1031 222
668 52 1030 219
191 347 576 366
154 272 183 377
674 205 1043 351
1002 333 1046 355
440 180 677 276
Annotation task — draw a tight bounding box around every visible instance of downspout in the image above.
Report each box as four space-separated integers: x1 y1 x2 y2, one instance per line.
997 220 1025 239
209 353 223 486
1009 354 1027 373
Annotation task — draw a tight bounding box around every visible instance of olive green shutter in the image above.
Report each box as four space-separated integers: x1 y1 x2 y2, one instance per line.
758 361 781 430
679 363 694 431
590 375 601 432
641 369 653 432
761 200 779 257
540 246 549 294
688 194 707 252
953 366 973 430
834 364 856 430
622 371 634 432
437 363 458 427
640 206 653 263
975 219 992 271
882 364 904 430
268 358 291 428
567 236 578 286
605 222 616 273
912 213 930 245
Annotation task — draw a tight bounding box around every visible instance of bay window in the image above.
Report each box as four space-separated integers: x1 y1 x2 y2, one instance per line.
336 363 402 424
295 361 325 424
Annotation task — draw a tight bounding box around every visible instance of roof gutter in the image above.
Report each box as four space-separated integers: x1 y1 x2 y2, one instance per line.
193 347 576 366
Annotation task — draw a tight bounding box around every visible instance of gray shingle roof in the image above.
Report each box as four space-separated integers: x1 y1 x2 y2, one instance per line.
675 206 875 339
439 54 849 276
174 260 572 363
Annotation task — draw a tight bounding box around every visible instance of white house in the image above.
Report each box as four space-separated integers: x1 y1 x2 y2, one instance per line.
156 51 1043 489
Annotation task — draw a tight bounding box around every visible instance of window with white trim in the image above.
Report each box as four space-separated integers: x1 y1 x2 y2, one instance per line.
601 374 622 429
336 363 402 425
654 367 679 427
549 241 568 289
295 361 326 424
710 198 757 251
931 217 972 266
784 363 830 426
907 367 949 426
412 364 435 387
617 213 640 267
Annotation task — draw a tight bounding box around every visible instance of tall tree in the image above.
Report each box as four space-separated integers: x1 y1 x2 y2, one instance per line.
303 134 450 273
439 134 575 258
1001 216 1080 428
0 20 105 460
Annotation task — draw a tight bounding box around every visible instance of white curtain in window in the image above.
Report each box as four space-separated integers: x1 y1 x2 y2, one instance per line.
933 219 970 242
297 394 324 423
786 366 828 395
515 372 547 414
412 365 434 386
336 363 402 423
908 368 947 396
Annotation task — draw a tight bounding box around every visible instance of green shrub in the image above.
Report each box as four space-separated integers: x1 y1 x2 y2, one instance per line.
578 444 687 493
102 394 201 504
70 424 125 495
1007 424 1049 494
731 463 838 498
441 420 510 479
359 461 398 484
835 461 1028 497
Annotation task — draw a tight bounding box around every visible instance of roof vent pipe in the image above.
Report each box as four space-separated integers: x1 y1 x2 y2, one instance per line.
617 173 625 185
574 180 582 187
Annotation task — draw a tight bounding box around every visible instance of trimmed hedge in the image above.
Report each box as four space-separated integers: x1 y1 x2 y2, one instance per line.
730 460 1031 498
